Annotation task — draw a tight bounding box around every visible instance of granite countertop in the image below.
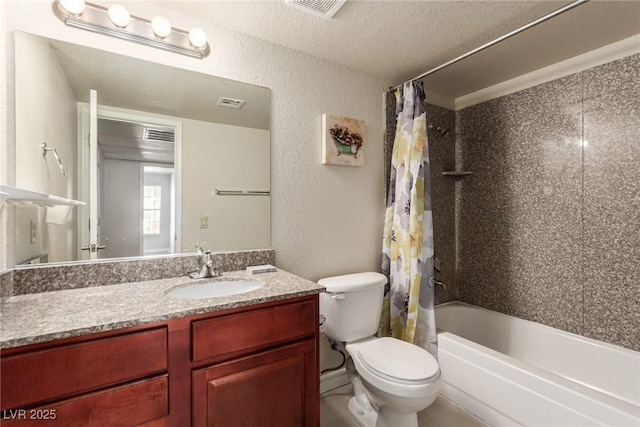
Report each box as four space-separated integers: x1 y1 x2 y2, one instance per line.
0 269 324 350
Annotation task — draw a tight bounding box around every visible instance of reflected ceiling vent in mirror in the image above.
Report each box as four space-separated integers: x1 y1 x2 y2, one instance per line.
144 128 175 143
217 97 246 109
284 0 347 19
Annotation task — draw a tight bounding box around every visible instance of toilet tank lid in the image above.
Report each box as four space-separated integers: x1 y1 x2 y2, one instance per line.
318 272 387 292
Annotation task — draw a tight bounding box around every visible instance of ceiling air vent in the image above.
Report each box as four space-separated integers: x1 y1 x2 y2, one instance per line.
284 0 347 19
144 128 175 142
217 97 246 109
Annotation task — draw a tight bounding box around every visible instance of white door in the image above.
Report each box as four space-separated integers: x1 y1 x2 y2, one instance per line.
80 89 102 259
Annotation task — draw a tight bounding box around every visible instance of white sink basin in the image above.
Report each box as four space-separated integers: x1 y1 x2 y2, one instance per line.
166 278 264 299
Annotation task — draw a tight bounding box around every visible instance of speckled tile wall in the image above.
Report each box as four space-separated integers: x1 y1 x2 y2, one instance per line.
383 93 457 304
581 55 640 349
425 104 457 305
383 90 397 202
456 54 639 351
0 270 13 297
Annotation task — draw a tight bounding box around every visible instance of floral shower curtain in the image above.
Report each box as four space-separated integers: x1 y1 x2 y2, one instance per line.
380 81 437 357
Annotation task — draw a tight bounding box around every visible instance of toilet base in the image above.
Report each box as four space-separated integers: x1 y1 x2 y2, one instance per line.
347 396 419 427
348 396 376 427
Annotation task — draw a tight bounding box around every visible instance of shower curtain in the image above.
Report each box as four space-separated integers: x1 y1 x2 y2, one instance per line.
380 81 437 357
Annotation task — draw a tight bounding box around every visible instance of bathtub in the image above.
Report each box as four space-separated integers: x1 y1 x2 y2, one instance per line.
435 302 640 426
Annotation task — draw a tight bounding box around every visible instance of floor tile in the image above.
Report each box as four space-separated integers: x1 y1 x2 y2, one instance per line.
320 385 486 427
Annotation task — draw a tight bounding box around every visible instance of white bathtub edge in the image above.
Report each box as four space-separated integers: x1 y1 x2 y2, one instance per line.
441 381 522 427
437 330 640 426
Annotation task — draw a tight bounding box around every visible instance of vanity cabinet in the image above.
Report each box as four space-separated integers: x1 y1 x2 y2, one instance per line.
192 339 316 426
0 328 169 426
191 298 318 427
0 295 319 427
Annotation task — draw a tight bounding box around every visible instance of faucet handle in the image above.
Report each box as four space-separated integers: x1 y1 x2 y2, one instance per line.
202 250 213 267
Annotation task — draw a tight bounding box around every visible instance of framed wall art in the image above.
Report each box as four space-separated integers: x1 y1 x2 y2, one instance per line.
322 114 365 167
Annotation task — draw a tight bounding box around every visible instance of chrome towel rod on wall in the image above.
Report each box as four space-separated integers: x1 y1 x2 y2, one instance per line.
390 0 590 91
214 189 270 196
41 142 66 176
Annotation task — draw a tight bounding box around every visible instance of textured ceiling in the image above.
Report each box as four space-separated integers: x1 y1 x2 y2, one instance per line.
161 0 640 98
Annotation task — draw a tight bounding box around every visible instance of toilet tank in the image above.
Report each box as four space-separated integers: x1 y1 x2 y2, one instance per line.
318 272 387 343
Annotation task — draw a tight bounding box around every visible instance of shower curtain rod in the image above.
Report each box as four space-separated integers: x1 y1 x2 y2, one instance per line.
390 0 590 91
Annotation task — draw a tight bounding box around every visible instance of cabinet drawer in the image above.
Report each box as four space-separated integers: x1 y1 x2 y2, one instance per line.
1 328 167 410
192 299 316 362
1 375 168 427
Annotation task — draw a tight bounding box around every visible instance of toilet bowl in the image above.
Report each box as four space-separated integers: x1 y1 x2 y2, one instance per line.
346 337 441 427
318 272 441 427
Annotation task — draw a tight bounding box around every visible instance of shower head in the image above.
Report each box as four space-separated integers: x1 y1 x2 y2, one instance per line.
428 123 450 137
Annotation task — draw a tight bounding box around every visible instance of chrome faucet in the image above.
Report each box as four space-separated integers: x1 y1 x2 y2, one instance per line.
190 250 221 279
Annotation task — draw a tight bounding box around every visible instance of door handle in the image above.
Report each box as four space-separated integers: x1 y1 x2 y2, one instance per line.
81 244 106 252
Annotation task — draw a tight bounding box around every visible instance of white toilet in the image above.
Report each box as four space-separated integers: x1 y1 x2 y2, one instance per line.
319 272 441 427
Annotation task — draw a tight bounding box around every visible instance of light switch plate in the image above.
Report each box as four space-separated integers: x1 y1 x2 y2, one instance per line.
200 216 208 229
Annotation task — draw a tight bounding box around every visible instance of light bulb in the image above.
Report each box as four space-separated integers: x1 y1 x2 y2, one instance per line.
108 4 131 28
188 27 207 49
151 16 172 39
59 0 86 15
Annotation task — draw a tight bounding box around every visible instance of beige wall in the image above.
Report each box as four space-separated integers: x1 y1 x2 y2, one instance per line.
2 0 390 279
182 120 270 252
13 31 77 264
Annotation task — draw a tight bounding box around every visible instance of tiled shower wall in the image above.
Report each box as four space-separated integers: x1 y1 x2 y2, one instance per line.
456 54 639 351
426 104 457 305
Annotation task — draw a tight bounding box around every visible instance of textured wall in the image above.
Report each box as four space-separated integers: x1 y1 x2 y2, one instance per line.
2 1 390 279
456 54 639 351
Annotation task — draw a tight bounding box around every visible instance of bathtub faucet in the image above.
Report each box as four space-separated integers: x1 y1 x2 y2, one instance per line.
429 277 447 290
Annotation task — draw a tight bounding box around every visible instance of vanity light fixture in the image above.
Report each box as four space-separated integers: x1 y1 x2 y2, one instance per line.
59 0 85 15
151 16 172 39
189 27 207 49
107 4 130 28
53 0 210 59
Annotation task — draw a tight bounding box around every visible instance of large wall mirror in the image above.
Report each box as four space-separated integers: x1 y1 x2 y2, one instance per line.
13 31 271 266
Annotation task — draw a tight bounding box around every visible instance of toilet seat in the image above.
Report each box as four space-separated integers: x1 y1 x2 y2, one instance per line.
350 337 439 385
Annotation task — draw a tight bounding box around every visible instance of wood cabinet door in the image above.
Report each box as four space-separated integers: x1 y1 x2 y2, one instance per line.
193 340 318 427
